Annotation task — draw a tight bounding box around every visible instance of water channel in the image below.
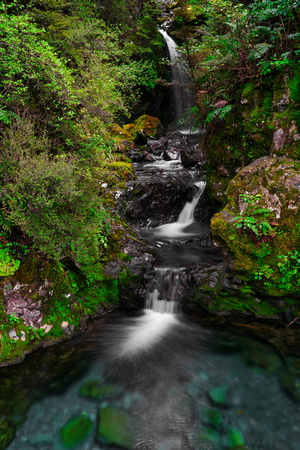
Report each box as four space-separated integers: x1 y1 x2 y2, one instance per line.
1 30 300 450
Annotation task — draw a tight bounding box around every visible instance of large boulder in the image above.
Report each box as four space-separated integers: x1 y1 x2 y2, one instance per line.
211 156 300 299
132 115 164 144
117 172 198 228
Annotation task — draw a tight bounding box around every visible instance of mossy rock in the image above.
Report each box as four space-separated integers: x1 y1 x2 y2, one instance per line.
211 156 300 297
202 408 222 429
108 123 134 141
80 380 123 400
97 407 133 448
60 413 93 449
132 114 164 144
227 428 245 448
0 417 15 449
208 386 229 406
198 427 223 449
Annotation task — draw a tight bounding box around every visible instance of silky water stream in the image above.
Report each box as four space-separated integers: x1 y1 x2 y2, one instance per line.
2 31 300 450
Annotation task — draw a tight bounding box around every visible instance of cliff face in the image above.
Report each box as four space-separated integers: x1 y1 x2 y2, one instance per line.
205 75 300 320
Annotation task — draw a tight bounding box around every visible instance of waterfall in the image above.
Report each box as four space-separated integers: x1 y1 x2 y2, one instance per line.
159 29 195 131
152 180 206 239
177 180 206 223
146 268 182 313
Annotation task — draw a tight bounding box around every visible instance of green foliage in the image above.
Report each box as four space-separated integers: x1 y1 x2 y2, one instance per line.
0 242 20 277
177 0 300 135
204 104 233 127
0 120 111 280
232 194 277 245
254 251 300 292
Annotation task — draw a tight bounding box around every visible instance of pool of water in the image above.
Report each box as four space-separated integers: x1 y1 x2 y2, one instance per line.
2 312 299 450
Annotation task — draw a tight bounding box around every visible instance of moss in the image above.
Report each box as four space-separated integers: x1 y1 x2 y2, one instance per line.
60 413 93 449
0 244 20 277
108 123 134 141
97 407 133 448
131 114 164 144
0 417 15 449
206 293 279 317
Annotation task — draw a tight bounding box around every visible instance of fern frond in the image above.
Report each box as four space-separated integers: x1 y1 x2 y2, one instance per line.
0 109 19 126
219 104 233 119
249 43 273 60
204 104 233 127
0 209 12 234
204 108 222 126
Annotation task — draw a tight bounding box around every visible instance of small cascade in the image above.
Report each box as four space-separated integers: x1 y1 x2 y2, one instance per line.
177 180 206 224
146 268 182 313
159 29 195 131
152 180 206 239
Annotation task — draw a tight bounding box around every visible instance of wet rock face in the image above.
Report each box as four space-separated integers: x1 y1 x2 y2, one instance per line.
211 156 300 297
117 172 198 228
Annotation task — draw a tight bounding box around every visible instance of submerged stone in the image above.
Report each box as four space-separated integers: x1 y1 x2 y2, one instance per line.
208 386 229 406
60 413 93 448
227 428 245 447
202 408 222 428
0 417 15 449
80 380 123 400
97 407 133 448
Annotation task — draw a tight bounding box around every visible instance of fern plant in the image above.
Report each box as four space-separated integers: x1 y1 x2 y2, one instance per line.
0 109 19 126
0 209 12 234
204 104 233 127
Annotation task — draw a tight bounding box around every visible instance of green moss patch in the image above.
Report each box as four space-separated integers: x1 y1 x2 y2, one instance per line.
60 413 93 449
97 407 133 448
0 417 16 450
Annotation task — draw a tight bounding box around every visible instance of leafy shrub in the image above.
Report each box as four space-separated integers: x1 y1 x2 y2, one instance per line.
0 121 110 279
0 244 20 276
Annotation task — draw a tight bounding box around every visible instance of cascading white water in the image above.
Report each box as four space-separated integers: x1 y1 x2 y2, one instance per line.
104 34 205 360
159 29 195 130
146 268 181 313
112 268 181 358
152 180 206 239
177 180 205 223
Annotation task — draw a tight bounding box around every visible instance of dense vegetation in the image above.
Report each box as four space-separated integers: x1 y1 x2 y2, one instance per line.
170 0 300 297
0 0 166 363
172 0 300 162
0 0 163 280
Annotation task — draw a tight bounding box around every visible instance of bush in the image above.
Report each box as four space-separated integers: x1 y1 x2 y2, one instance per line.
0 121 110 279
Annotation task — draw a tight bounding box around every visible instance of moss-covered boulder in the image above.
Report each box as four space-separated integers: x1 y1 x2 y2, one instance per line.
60 413 93 449
97 407 133 448
131 114 164 144
108 123 134 141
211 156 300 301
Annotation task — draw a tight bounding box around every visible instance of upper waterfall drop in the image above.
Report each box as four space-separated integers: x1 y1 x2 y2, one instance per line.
159 29 195 132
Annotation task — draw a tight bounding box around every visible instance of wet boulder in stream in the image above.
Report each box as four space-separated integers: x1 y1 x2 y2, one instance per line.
117 172 199 228
181 145 206 168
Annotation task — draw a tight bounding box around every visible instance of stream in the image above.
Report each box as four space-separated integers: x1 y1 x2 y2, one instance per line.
1 30 300 450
